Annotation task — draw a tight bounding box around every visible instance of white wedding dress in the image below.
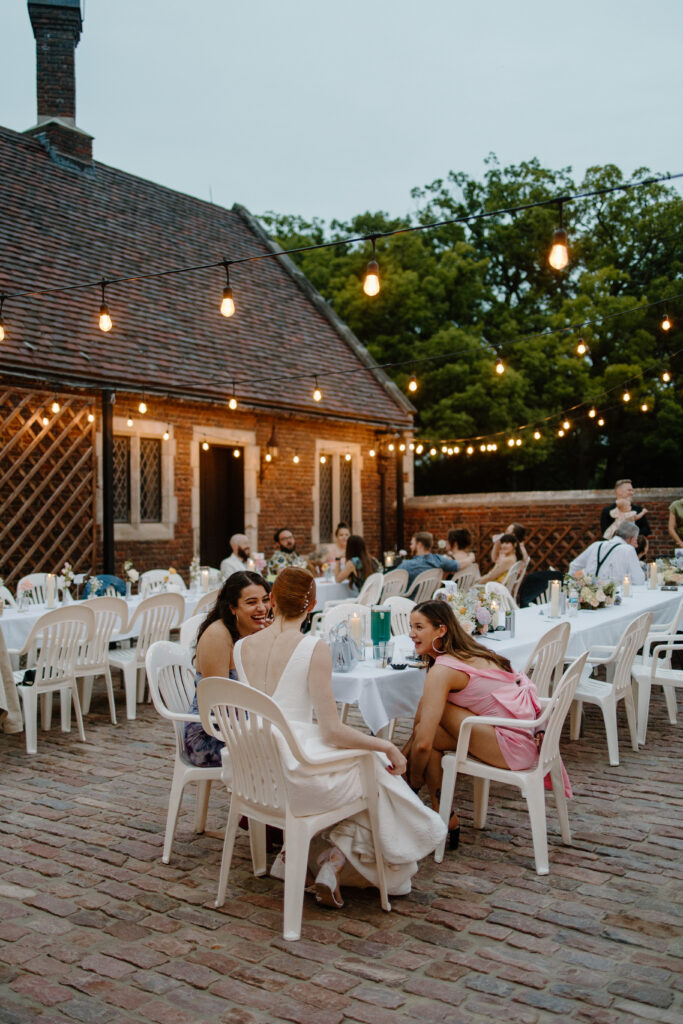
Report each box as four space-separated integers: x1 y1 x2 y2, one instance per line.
233 635 446 895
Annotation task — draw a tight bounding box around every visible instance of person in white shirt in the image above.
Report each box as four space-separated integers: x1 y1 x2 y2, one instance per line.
568 521 645 585
220 533 252 577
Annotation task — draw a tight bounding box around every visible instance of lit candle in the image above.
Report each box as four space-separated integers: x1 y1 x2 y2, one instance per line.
349 612 363 647
550 580 560 618
247 558 255 571
385 551 395 568
46 573 55 608
491 600 499 630
201 569 209 593
649 562 657 590
623 575 630 597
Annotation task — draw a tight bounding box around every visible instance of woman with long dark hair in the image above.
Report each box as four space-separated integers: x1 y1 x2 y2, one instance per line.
405 600 545 849
477 532 523 585
184 571 270 766
334 534 379 592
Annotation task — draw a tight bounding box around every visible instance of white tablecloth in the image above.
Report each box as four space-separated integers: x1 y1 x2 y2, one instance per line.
314 579 355 610
332 658 426 734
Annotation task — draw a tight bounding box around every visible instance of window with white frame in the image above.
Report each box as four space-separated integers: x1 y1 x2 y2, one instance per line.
314 442 362 544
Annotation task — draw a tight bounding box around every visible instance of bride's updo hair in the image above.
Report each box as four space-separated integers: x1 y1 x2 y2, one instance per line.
272 566 316 619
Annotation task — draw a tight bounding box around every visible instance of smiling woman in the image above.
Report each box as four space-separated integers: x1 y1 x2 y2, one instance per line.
184 571 271 767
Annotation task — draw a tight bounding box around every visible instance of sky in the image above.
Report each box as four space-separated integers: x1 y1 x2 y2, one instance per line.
2 0 682 224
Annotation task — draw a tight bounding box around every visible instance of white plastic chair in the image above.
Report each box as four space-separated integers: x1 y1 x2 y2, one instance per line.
522 621 571 699
192 588 221 619
140 569 188 597
179 614 204 649
449 567 478 594
631 636 683 745
569 611 652 766
435 651 588 874
321 602 370 636
357 572 383 606
16 572 48 605
379 569 409 601
0 585 18 608
510 562 528 603
385 595 415 637
484 581 518 613
637 597 683 665
197 675 391 941
109 593 184 718
77 596 128 723
407 569 443 604
501 559 525 595
146 641 223 863
13 606 94 754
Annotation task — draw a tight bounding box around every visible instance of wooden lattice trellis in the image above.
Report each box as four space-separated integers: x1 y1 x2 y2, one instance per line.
0 387 97 587
475 518 602 572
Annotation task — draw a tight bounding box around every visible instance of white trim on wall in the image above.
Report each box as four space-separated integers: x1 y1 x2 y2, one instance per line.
311 439 363 546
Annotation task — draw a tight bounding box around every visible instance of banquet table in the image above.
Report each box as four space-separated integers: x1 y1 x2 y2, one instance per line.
332 657 426 735
313 578 355 610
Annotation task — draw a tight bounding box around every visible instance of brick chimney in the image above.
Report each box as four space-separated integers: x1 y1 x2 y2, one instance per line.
24 0 93 166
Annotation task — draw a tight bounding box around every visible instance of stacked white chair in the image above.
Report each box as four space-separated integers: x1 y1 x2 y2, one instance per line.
146 641 223 863
435 651 588 874
77 596 128 723
379 569 409 601
198 675 391 941
13 606 94 754
109 593 184 718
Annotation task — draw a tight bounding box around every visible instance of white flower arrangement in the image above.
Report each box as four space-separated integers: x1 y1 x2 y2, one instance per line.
435 585 494 635
124 560 139 583
564 571 616 609
59 561 74 588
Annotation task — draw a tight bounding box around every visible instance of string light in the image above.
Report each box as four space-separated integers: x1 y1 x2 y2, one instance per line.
0 294 5 342
408 374 418 393
415 444 423 454
388 443 395 452
87 410 95 423
408 442 415 451
98 280 112 333
398 443 405 452
588 407 597 418
562 419 570 430
138 398 147 414
264 452 272 462
228 382 238 410
640 402 649 412
466 446 474 455
163 427 170 440
622 390 631 402
597 417 605 426
515 438 522 446
548 201 569 271
320 454 327 463
202 440 209 451
127 416 134 427
312 377 322 403
51 396 60 413
454 446 460 454
345 452 352 461
558 428 565 437
533 430 541 440
662 370 671 383
41 414 49 426
479 443 486 452
576 339 588 356
233 448 241 458
220 262 235 318
292 453 300 464
429 447 437 456
661 313 672 332
363 237 380 297
447 447 454 455
495 357 505 375
368 450 375 458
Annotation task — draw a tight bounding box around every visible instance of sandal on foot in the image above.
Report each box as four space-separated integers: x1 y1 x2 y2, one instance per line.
313 862 344 908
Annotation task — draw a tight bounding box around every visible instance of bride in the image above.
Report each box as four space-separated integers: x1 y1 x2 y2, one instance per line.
234 566 446 907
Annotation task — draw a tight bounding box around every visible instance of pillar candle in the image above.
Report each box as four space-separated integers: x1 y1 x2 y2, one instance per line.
349 613 363 647
623 575 630 597
46 573 55 608
550 580 560 618
649 562 657 590
491 600 499 630
201 569 209 593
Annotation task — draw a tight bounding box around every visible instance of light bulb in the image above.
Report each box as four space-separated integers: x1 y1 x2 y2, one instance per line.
662 370 671 383
398 443 405 452
622 391 631 403
640 402 649 412
480 444 486 452
87 412 95 423
515 438 522 446
408 375 418 393
0 319 5 342
533 430 541 440
598 417 605 426
202 441 209 451
265 452 272 462
415 444 423 454
429 447 437 456
363 259 380 297
454 446 460 454
312 382 322 402
388 443 395 452
441 446 448 454
558 429 565 437
548 228 569 271
507 438 515 448
491 443 497 451
320 454 327 463
163 430 169 441
233 448 241 458
228 397 237 410
293 454 300 464
42 415 49 426
588 407 596 418
466 446 474 455
127 417 134 427
220 287 235 318
661 314 672 332
447 447 453 455
138 400 147 414
99 303 113 332
345 452 352 461
562 419 570 430
51 399 60 413
409 442 415 451
576 340 588 356
495 358 505 375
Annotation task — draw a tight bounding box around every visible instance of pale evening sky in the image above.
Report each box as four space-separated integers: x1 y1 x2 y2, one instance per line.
2 0 682 223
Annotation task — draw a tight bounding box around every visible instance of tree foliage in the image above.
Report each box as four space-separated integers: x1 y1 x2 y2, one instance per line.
261 158 683 491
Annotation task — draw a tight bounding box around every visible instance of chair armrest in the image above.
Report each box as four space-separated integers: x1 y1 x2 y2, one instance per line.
297 746 377 771
586 645 617 664
449 709 546 763
157 708 201 724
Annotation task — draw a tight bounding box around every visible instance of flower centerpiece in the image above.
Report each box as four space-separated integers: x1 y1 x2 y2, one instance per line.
435 584 494 635
564 571 617 609
59 561 74 590
18 578 34 610
123 560 138 597
189 554 201 588
656 558 683 586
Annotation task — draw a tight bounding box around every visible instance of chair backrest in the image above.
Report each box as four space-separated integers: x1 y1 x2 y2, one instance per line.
509 562 527 602
484 581 518 612
321 602 370 635
140 569 187 597
408 569 443 604
536 651 588 776
23 606 94 687
522 621 570 699
179 613 204 649
0 585 17 608
16 572 48 605
450 567 478 594
192 588 221 619
357 572 383 606
502 560 525 594
128 593 185 662
198 676 311 815
79 597 128 668
146 641 197 758
611 612 653 696
384 595 415 636
379 569 409 601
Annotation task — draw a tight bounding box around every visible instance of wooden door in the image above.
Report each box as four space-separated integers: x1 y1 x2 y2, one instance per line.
199 445 244 568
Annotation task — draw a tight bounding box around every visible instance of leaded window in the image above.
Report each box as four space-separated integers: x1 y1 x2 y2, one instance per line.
318 458 333 543
113 436 131 523
340 457 353 526
140 437 162 522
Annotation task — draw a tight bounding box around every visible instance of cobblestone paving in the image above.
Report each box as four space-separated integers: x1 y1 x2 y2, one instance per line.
0 685 681 1024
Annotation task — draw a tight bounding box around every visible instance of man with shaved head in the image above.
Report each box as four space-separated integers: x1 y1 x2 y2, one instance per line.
220 533 252 577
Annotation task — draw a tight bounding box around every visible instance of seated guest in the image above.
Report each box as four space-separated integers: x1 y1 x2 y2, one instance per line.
327 522 350 565
266 527 308 577
446 528 476 569
220 533 252 576
404 600 555 850
477 533 523 585
636 535 649 562
399 532 461 586
568 521 645 585
184 571 271 766
492 522 530 567
334 535 380 591
668 495 683 550
600 479 651 537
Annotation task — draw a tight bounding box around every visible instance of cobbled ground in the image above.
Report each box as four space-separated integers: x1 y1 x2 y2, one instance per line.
0 683 681 1024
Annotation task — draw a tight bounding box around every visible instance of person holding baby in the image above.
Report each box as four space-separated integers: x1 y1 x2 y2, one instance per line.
600 479 651 539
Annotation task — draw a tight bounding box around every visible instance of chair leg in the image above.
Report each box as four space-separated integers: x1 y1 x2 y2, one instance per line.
249 821 267 877
41 692 53 731
60 688 72 732
18 686 38 754
162 763 188 864
600 695 620 766
569 700 582 740
434 755 458 863
338 702 349 725
360 758 390 913
193 779 212 834
215 802 241 908
282 823 311 942
549 764 571 844
623 688 639 752
103 666 117 726
70 683 87 743
122 664 137 720
79 675 94 715
526 783 550 875
136 666 146 703
662 685 678 725
472 778 490 829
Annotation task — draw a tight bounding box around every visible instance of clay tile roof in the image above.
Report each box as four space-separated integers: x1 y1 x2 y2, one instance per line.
0 126 413 428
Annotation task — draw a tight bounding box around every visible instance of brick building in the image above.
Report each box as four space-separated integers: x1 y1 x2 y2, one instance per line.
0 1 414 586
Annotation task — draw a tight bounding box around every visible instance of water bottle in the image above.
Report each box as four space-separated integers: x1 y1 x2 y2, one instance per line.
505 610 516 637
568 592 579 618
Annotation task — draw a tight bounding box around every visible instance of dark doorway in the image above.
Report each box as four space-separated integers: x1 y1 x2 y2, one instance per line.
199 445 245 567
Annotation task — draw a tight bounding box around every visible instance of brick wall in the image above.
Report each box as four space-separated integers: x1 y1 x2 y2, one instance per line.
405 488 680 573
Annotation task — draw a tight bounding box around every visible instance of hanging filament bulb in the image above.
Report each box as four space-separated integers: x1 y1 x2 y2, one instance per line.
548 201 569 271
363 237 380 297
345 452 352 461
558 428 565 437
495 357 505 375
292 454 300 464
229 382 238 410
597 417 605 426
138 399 147 414
454 446 460 454
415 444 423 454
220 262 235 317
312 377 322 402
622 390 631 402
661 313 672 332
388 443 395 452
447 447 454 455
662 370 671 383
533 430 541 440
479 444 486 453
41 414 49 426
588 407 597 418
562 419 570 431
441 445 448 454
0 294 5 342
576 339 588 356
466 446 474 455
408 442 415 451
265 452 272 463
515 438 522 446
429 447 437 456
127 416 134 427
99 279 113 332
398 443 405 452
408 374 418 393
163 428 170 441
51 397 60 413
87 411 95 423
202 440 209 451
367 450 375 458
233 448 241 459
507 438 514 447
640 402 649 412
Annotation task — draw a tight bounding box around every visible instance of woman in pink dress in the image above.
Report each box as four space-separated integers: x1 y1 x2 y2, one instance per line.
404 600 544 850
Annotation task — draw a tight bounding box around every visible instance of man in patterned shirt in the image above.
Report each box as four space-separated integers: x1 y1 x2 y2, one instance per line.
266 527 307 577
